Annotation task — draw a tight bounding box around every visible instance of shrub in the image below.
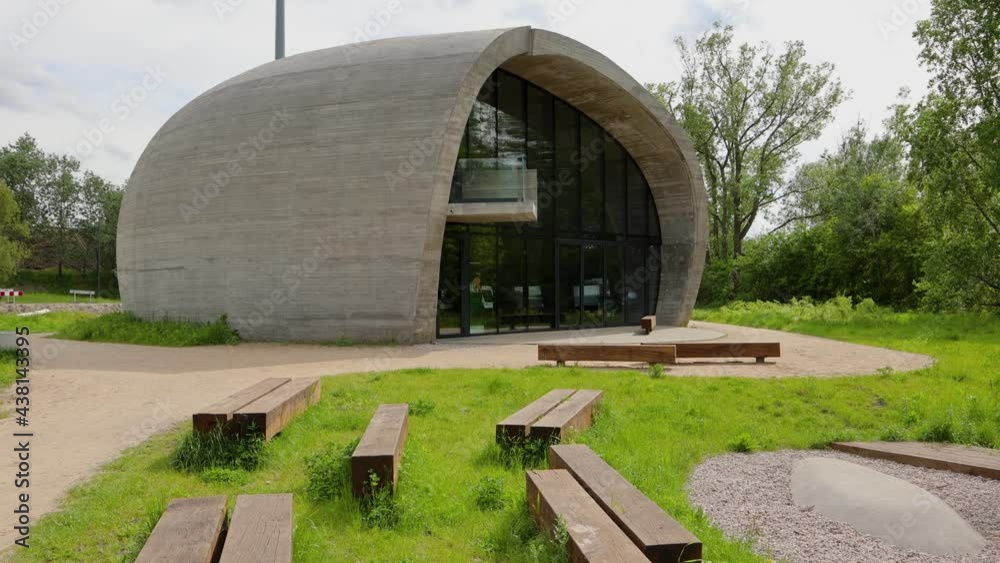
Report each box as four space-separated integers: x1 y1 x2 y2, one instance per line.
727 432 758 453
473 476 506 512
409 399 436 416
171 426 266 472
648 363 665 379
304 438 359 501
360 472 402 529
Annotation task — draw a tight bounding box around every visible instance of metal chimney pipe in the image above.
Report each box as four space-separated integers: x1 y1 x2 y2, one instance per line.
275 0 285 60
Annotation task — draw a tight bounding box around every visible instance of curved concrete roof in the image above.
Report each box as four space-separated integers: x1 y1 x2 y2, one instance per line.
117 27 707 343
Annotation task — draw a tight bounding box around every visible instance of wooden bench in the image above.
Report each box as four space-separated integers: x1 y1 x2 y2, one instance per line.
641 315 656 334
529 390 602 441
135 496 228 563
496 389 576 443
70 289 96 302
550 445 702 562
219 494 293 563
539 344 676 366
233 378 321 440
352 403 409 497
193 377 291 432
642 341 780 364
526 470 649 562
831 441 1000 480
496 389 602 443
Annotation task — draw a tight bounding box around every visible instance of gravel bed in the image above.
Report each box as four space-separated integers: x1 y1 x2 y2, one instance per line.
0 302 121 315
688 449 1000 562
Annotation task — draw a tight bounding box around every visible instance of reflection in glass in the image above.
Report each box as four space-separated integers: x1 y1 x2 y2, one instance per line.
559 244 581 328
469 233 497 334
498 235 525 332
555 100 579 231
527 239 555 329
582 243 604 328
437 235 462 336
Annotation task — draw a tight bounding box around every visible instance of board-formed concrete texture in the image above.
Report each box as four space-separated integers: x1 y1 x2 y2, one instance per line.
117 27 708 343
791 457 986 556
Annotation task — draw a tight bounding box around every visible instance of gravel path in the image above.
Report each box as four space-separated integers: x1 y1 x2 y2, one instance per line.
688 450 1000 562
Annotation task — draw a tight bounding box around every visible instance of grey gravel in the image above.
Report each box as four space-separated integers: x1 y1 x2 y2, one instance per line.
687 449 1000 562
0 302 121 315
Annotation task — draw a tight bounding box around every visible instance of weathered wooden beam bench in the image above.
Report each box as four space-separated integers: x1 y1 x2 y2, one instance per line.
193 377 291 433
496 388 576 443
642 341 780 364
831 441 1000 480
641 315 656 335
135 496 228 563
352 403 409 497
219 494 293 563
526 469 649 562
550 445 702 562
233 378 321 440
529 390 603 441
539 344 676 367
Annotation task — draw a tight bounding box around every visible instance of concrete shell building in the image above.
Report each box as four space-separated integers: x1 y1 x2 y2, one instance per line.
117 27 708 343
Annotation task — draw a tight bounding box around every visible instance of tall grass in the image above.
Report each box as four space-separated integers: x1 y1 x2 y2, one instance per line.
57 313 240 346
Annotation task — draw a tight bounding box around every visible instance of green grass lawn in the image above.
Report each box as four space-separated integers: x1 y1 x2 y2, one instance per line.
11 304 1000 562
0 312 238 347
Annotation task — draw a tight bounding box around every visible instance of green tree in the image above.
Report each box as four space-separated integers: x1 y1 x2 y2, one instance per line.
909 0 1000 309
78 172 123 292
647 23 846 259
0 134 51 226
0 181 29 283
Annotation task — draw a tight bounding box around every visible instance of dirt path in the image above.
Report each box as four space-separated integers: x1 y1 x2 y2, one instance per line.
0 322 933 551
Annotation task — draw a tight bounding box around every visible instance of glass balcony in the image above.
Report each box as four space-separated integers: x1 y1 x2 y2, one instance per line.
447 156 538 223
450 157 535 203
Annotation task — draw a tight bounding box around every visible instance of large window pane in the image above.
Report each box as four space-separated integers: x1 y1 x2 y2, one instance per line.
437 235 463 337
498 235 525 332
605 245 625 325
527 238 555 329
648 192 661 238
527 85 555 231
627 158 647 235
646 245 661 316
469 232 497 334
555 100 579 231
468 73 497 160
498 71 526 166
581 117 603 232
582 243 604 328
559 244 581 327
625 244 645 324
605 136 627 234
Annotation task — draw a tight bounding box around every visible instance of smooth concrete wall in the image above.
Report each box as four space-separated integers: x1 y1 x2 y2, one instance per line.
117 27 707 343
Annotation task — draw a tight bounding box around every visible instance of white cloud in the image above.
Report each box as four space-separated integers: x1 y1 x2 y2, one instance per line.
1 0 931 216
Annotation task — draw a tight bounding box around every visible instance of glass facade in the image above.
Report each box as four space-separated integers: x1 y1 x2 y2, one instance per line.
437 70 662 338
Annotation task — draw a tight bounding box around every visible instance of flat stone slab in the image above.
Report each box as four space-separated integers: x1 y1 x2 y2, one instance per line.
791 457 986 556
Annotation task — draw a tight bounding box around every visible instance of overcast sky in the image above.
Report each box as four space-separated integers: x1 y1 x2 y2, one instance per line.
2 0 932 190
